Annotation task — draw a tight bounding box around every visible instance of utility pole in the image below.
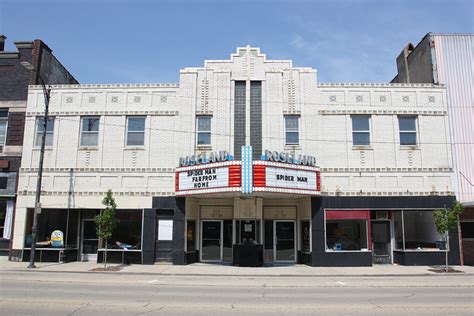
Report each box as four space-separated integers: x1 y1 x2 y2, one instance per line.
21 61 50 268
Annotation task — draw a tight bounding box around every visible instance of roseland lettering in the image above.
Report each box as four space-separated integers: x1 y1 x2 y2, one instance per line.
179 151 230 167
264 150 316 167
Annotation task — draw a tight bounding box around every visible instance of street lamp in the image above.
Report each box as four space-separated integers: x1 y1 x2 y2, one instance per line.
21 61 50 268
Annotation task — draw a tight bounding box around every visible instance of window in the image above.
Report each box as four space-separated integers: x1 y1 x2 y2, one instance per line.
24 209 68 248
0 177 7 190
106 210 142 250
301 220 311 252
197 116 211 145
326 220 368 251
0 110 8 146
461 222 474 239
187 221 196 252
285 115 299 145
126 117 145 146
235 220 260 244
0 201 6 238
80 117 100 146
399 116 417 145
35 117 55 147
352 115 370 146
325 210 370 251
393 210 444 251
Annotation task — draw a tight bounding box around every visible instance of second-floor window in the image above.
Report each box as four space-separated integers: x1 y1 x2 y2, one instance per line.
0 110 8 146
35 117 55 147
285 115 299 145
80 117 100 146
352 115 371 146
399 116 417 145
126 117 145 146
197 116 211 145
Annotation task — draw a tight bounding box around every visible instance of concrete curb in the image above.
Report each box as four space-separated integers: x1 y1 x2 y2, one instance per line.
3 269 472 278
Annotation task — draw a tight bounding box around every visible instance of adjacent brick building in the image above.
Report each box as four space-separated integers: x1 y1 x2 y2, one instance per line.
0 35 77 256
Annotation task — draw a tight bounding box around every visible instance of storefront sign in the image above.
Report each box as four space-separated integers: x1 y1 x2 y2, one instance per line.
263 150 316 167
179 151 232 167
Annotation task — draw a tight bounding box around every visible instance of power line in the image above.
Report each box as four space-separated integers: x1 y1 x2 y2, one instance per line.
24 116 474 145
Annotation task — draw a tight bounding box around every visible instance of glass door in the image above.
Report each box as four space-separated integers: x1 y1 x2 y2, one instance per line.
201 220 222 262
274 221 296 262
81 219 98 261
371 221 391 264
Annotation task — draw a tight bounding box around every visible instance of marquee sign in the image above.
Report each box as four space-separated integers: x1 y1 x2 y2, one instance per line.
253 161 320 195
175 147 320 196
175 161 241 196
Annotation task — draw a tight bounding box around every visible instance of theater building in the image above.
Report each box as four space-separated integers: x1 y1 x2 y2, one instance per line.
11 47 460 266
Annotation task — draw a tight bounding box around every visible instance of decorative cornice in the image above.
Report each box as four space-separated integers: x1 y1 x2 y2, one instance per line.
28 83 179 90
26 110 179 117
20 167 175 173
319 109 447 116
0 53 19 58
321 191 455 197
318 83 444 88
18 190 175 197
321 167 453 173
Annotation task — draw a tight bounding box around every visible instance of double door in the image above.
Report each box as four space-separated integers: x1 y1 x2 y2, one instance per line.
200 220 296 263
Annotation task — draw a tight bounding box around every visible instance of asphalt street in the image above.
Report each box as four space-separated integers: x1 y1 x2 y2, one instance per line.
0 270 473 315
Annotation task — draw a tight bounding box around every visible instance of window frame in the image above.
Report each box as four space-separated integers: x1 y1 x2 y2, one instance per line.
79 116 100 147
351 115 371 146
398 116 418 146
196 115 212 146
125 116 146 147
0 114 8 146
284 115 300 145
393 210 448 252
34 117 55 148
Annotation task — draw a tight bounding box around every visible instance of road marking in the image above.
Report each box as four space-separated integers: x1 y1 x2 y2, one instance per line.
336 281 346 286
148 279 158 283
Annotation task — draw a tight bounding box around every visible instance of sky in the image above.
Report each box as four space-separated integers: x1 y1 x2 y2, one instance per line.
0 0 472 84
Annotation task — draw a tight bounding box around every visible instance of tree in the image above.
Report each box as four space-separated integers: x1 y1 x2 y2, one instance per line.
433 201 464 272
95 190 118 269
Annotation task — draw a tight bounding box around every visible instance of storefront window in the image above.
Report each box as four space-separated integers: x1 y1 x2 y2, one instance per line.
402 210 442 250
393 211 404 250
264 220 273 261
300 220 310 252
186 221 196 252
326 220 368 251
107 210 142 250
24 209 68 248
223 220 233 261
67 210 79 248
0 201 6 237
393 210 445 251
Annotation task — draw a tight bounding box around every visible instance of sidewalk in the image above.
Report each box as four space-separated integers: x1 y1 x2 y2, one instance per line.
2 260 474 277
